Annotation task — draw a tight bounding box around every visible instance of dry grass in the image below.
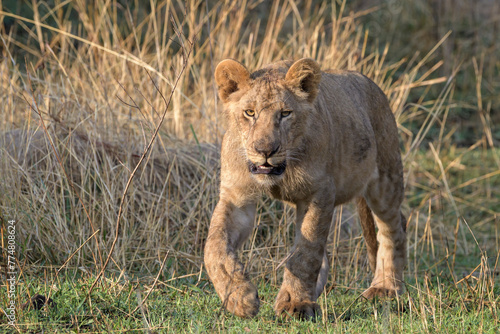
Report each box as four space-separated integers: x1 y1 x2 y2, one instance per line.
356 0 500 117
0 0 498 327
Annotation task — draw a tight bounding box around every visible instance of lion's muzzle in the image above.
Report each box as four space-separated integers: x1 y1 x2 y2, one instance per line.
247 135 286 175
248 161 286 175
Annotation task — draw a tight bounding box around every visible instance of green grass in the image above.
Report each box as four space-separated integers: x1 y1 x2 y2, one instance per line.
4 268 498 333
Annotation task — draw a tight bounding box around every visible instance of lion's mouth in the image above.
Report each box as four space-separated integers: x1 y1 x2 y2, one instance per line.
248 161 286 175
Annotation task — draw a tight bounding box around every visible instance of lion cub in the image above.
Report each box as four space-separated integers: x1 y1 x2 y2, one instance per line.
204 58 406 319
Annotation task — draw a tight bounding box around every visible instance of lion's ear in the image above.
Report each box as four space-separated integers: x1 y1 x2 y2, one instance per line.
214 59 250 103
285 58 321 102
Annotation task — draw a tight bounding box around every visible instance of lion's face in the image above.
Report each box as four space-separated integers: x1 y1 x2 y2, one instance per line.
232 84 305 182
215 59 321 185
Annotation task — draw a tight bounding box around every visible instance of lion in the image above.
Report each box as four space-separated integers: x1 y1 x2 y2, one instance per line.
204 58 407 319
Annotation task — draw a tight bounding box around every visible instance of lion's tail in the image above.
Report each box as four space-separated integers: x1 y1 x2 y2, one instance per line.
357 197 378 273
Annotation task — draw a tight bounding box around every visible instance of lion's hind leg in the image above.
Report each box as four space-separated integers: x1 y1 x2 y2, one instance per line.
361 171 406 299
357 197 378 273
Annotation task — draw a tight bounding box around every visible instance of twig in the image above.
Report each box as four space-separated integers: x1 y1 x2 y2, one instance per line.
88 36 194 296
135 288 152 334
44 229 101 306
130 250 170 315
57 229 101 275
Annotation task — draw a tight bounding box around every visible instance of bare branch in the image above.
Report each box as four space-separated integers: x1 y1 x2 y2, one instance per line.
88 36 195 295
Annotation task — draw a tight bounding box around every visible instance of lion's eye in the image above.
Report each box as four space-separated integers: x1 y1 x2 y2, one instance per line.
281 110 292 118
244 109 255 117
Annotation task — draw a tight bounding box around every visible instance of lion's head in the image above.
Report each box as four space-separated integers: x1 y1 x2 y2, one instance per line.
215 58 322 185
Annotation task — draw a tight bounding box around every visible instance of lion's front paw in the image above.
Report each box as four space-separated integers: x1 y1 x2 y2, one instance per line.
362 285 402 299
274 291 320 320
275 300 321 320
223 281 260 318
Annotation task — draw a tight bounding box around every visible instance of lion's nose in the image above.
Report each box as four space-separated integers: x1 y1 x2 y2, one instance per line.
254 140 280 158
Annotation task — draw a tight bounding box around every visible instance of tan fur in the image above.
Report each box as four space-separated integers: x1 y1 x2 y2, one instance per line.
204 58 407 319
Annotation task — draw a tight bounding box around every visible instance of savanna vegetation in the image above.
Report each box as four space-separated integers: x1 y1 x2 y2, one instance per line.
0 0 498 332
